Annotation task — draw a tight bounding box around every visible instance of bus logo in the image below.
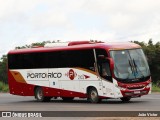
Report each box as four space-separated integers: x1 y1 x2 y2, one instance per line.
69 69 76 80
65 69 77 80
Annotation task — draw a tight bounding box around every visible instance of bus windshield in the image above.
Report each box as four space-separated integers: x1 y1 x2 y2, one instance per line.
110 49 150 82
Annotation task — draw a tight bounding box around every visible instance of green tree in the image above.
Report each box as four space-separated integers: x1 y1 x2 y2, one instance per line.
0 55 8 84
15 40 54 49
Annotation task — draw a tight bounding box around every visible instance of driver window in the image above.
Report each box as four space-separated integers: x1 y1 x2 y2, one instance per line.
101 62 111 77
95 49 112 82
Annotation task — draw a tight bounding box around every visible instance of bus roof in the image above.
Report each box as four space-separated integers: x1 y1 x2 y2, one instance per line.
8 41 141 55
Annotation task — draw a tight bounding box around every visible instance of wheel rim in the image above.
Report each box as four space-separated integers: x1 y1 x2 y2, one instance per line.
90 90 97 101
37 89 43 100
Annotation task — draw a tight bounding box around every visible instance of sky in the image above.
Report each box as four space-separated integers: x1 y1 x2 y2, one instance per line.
0 0 160 57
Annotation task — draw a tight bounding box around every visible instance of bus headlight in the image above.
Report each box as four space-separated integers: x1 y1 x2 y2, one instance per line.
116 85 127 91
119 86 127 91
146 83 151 88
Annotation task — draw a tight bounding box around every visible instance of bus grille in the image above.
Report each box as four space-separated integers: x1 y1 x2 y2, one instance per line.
127 86 144 90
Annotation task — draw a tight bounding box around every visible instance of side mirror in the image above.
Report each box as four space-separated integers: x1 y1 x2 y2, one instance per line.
98 55 107 63
98 55 106 59
98 55 114 70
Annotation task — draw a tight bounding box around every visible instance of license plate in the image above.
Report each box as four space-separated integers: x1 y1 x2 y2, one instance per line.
134 91 140 94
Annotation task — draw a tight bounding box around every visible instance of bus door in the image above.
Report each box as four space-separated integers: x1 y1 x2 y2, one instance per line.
98 61 115 98
95 49 115 98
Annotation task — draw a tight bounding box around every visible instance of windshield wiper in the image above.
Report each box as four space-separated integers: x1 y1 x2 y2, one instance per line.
128 60 134 74
125 60 136 80
132 59 145 79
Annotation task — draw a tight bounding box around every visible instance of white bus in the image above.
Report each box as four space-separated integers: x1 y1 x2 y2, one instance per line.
8 41 151 103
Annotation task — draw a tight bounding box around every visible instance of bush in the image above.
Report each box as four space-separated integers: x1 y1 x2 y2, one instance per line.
0 81 9 92
0 81 2 91
152 83 160 92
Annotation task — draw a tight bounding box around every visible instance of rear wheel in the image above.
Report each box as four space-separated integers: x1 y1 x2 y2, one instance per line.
88 87 100 103
120 97 131 102
34 87 51 102
62 97 74 101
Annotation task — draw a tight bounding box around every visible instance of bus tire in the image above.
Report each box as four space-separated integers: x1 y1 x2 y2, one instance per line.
34 87 51 102
120 97 131 102
88 87 100 103
62 97 74 101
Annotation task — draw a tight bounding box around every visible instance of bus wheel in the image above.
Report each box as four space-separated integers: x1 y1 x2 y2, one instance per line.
35 87 51 102
62 97 74 101
120 97 131 102
88 88 100 103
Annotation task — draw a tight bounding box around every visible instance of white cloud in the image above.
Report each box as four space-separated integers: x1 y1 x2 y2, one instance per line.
83 0 160 40
125 0 160 14
0 0 160 58
62 29 116 42
29 11 68 30
108 13 136 31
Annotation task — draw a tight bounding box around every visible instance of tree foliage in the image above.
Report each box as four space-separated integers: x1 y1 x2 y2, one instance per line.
15 40 56 49
0 55 8 84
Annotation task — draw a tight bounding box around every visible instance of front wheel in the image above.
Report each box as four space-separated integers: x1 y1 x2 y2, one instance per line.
88 88 101 103
34 87 51 102
120 97 131 102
